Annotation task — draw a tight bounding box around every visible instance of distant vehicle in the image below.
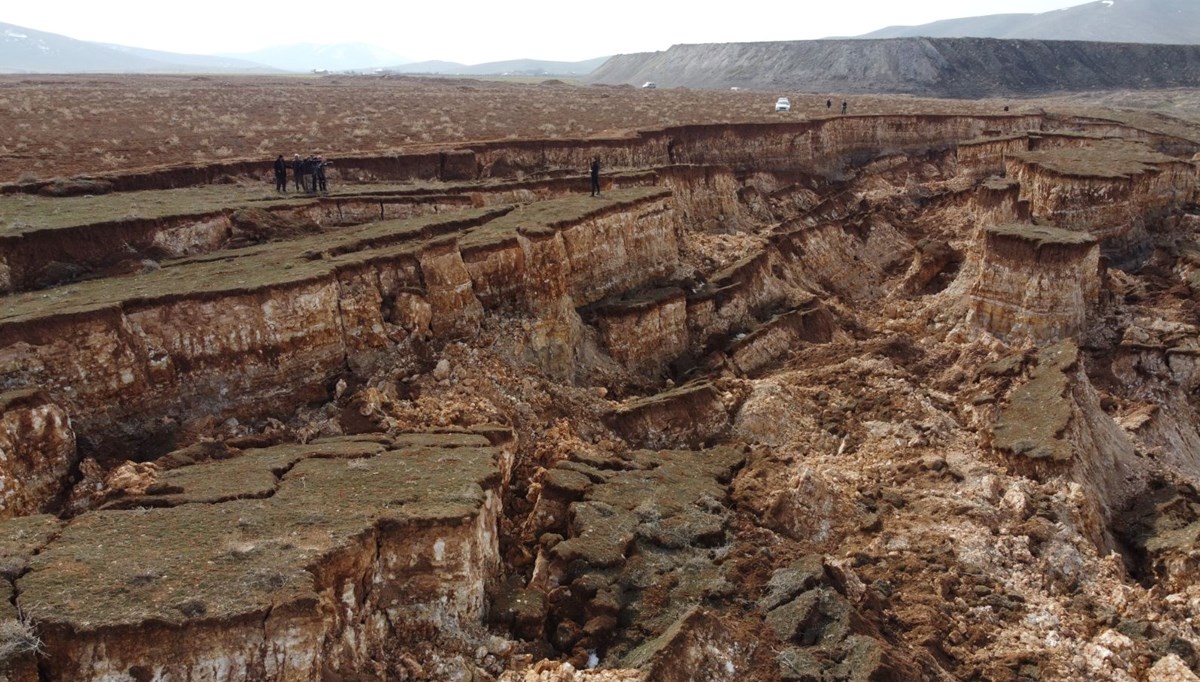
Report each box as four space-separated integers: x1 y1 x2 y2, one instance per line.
642 82 657 89
775 97 791 112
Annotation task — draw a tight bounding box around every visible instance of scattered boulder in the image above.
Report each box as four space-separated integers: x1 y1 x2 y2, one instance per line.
1148 654 1200 682
605 381 740 449
433 358 452 381
760 557 922 681
902 238 962 294
622 608 759 682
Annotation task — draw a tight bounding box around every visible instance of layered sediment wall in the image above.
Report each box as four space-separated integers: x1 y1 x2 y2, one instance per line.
2 115 1048 197
4 109 1200 679
589 288 690 377
1005 142 1196 268
968 224 1100 343
0 190 676 460
0 173 660 295
14 434 512 681
14 115 1180 302
1 115 1196 507
956 129 1165 179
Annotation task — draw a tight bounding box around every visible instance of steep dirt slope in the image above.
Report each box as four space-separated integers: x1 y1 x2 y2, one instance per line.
2 87 1200 680
588 38 1200 97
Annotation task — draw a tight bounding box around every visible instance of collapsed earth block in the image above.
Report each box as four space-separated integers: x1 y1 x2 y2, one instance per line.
967 224 1100 343
9 433 510 681
1 93 1200 680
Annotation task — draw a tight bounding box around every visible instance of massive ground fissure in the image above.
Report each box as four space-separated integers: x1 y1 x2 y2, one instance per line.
1 106 1200 680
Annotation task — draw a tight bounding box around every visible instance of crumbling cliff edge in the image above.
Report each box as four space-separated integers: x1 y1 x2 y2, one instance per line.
1 111 1200 680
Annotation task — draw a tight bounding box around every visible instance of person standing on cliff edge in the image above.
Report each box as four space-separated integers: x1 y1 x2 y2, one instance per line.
316 156 329 193
273 154 287 192
590 157 601 197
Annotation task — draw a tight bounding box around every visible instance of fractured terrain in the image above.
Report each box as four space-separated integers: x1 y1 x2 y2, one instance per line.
1 81 1200 681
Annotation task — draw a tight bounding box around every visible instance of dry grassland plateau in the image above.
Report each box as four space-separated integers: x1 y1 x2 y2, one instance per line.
0 73 1090 183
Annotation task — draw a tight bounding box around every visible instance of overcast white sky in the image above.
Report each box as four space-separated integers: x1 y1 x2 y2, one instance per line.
4 0 1091 64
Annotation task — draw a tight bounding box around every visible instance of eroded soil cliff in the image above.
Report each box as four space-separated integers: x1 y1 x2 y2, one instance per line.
1 84 1200 681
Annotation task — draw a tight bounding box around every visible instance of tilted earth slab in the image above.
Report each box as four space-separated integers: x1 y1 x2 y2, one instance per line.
8 433 511 681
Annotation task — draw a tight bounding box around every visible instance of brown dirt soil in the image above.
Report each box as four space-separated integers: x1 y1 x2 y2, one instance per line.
0 73 1097 184
2 76 1200 682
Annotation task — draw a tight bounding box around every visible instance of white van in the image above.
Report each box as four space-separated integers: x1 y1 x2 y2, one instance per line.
775 97 791 112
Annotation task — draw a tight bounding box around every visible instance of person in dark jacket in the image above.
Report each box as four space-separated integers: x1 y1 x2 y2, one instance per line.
292 154 303 191
302 155 317 194
316 156 328 193
273 155 287 192
590 157 601 197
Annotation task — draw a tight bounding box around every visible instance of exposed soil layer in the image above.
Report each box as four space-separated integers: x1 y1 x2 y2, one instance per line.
1 78 1200 681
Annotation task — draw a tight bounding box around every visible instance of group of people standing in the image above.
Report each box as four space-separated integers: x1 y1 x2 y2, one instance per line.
273 154 329 194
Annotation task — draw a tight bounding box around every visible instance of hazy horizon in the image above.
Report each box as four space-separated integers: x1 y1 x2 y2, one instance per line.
4 0 1090 64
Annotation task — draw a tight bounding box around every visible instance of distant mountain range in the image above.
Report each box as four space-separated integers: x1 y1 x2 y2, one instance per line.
861 0 1199 44
220 43 410 73
3 0 1196 76
0 21 607 76
587 37 1200 97
0 23 271 74
217 45 608 77
587 0 1200 96
387 57 610 77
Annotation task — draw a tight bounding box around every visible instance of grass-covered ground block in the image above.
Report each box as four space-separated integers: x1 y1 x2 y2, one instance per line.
12 432 507 633
0 187 665 328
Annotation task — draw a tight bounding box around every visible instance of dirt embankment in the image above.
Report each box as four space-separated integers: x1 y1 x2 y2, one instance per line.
4 83 1200 680
588 38 1200 98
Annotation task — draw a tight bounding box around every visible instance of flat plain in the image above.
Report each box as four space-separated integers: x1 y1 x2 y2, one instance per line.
0 73 1050 184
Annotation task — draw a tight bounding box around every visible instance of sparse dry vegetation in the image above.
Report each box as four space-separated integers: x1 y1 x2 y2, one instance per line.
0 73 1071 184
0 618 41 663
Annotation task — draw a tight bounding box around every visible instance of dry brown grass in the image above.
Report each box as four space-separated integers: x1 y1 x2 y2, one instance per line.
0 74 1032 183
0 619 40 663
2 75 1199 184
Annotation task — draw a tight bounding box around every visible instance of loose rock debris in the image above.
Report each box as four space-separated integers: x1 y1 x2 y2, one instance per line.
1 94 1200 680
